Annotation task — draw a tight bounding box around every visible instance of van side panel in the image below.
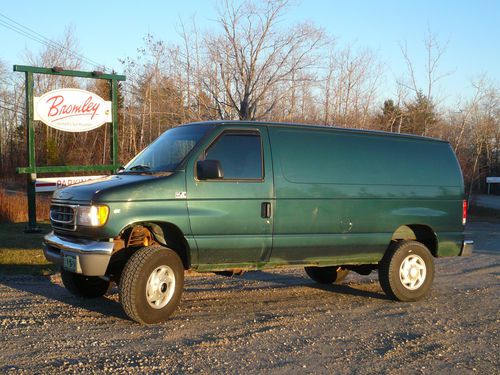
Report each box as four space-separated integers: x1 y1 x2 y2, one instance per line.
268 126 464 265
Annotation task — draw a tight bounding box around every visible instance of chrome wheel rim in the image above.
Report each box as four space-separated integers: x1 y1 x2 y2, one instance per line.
146 265 175 309
399 254 426 290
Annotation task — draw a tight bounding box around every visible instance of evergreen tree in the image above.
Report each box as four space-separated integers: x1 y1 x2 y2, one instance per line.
404 91 437 135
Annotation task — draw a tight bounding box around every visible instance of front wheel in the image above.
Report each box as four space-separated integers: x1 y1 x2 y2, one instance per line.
119 246 184 324
379 240 434 302
60 269 110 298
305 266 350 284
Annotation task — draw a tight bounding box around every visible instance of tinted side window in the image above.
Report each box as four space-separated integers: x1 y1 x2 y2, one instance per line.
205 133 262 179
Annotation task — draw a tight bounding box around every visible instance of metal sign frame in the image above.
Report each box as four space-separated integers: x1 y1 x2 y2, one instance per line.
486 176 500 195
14 65 126 232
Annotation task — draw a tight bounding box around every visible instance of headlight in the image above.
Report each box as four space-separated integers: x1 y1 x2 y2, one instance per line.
77 205 109 227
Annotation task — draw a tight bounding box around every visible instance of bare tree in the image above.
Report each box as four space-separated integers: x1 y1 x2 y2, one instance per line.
24 26 85 94
322 44 382 127
397 28 451 135
456 80 499 193
452 76 490 154
204 0 325 120
398 28 450 102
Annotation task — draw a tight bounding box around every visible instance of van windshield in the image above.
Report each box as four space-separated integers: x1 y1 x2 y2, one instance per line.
122 124 214 173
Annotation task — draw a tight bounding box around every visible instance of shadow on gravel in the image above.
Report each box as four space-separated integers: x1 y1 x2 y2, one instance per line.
308 282 389 300
248 272 389 300
0 276 128 321
189 271 389 300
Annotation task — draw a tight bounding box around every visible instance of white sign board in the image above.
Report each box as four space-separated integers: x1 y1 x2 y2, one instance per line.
486 177 500 184
35 175 105 193
34 88 112 132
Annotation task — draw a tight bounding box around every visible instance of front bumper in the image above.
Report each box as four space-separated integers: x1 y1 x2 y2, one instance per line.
460 240 474 256
43 232 114 276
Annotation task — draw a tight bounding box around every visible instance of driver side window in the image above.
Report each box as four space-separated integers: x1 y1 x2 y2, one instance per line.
204 132 263 180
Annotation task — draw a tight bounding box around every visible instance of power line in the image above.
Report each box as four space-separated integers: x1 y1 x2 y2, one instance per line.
0 13 104 69
0 13 103 68
0 17 101 69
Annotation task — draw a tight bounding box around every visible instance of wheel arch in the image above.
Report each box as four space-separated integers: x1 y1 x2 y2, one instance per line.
118 221 191 269
391 224 438 257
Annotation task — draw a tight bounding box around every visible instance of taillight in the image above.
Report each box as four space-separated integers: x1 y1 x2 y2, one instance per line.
463 200 467 225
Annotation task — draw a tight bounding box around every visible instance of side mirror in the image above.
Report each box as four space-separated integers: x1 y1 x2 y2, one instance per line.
197 160 224 180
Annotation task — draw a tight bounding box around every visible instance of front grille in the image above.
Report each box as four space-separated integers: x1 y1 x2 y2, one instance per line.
50 204 76 231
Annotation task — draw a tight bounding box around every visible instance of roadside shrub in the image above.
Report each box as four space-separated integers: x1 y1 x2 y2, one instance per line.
0 189 51 223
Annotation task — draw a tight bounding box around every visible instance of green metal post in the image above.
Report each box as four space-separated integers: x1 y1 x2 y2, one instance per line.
111 79 119 169
13 65 126 234
24 71 41 233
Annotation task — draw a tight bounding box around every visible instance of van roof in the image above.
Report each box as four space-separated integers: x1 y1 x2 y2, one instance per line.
182 120 449 144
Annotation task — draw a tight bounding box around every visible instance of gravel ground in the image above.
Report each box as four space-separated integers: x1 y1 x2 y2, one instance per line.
0 218 498 374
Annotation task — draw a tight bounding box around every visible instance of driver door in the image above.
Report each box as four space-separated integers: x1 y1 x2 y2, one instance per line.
185 126 274 267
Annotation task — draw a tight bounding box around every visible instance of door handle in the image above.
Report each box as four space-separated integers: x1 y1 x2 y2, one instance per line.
261 202 271 218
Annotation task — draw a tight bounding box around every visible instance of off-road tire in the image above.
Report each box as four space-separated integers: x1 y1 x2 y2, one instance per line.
305 266 350 284
60 269 110 298
119 246 184 324
379 240 434 302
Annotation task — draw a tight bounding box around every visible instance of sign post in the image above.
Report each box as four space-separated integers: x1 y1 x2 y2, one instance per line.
14 65 126 232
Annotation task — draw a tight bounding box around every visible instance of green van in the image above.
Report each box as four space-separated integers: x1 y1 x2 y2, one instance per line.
43 121 473 324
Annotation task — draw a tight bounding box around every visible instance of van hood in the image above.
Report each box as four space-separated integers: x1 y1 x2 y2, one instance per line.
52 173 175 203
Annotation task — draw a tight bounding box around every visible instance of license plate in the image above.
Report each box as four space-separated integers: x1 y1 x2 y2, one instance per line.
63 254 77 272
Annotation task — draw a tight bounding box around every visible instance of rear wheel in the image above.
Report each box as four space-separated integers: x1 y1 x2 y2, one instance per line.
119 246 184 324
379 240 434 301
60 269 110 298
305 266 349 284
